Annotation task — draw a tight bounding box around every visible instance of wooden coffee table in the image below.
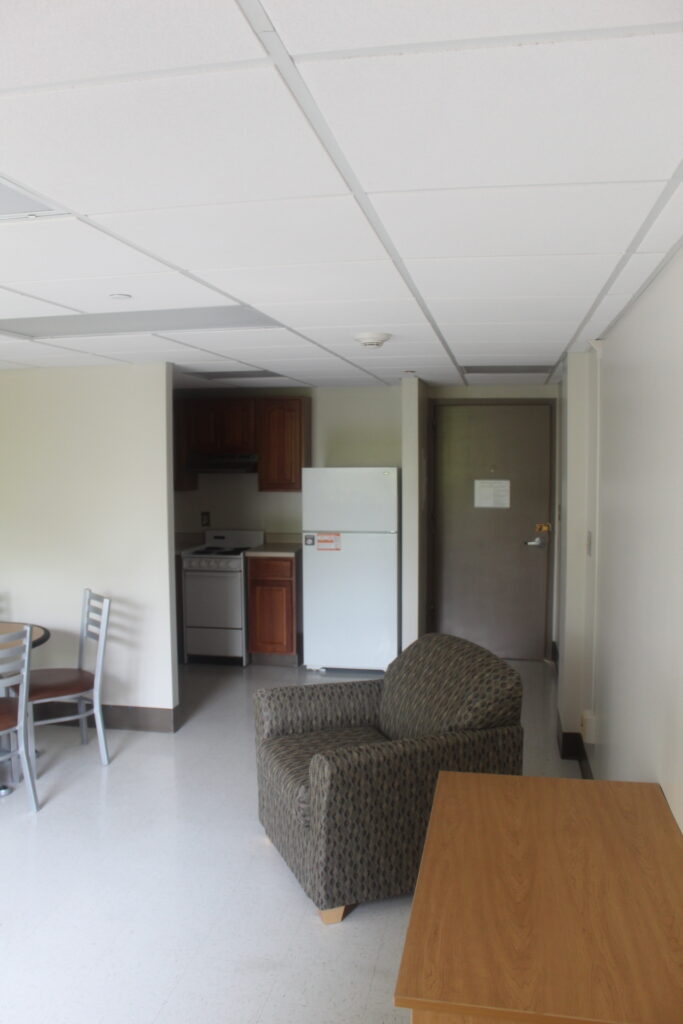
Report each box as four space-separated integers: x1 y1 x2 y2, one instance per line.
395 772 683 1024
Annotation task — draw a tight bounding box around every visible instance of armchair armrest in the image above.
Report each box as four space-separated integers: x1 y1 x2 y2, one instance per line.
253 678 384 742
308 725 522 908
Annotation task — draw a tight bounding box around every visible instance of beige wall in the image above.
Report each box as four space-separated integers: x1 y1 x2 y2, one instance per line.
590 246 683 826
312 385 401 467
0 364 178 711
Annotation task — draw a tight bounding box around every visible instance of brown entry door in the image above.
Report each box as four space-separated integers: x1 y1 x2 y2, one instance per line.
431 403 553 660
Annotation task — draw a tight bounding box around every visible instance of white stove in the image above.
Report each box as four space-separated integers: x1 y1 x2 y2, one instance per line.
182 529 264 663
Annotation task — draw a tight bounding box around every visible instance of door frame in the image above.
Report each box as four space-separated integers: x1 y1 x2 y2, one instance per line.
426 398 557 659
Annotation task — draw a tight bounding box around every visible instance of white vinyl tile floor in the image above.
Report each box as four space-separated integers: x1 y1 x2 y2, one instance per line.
1 659 580 1024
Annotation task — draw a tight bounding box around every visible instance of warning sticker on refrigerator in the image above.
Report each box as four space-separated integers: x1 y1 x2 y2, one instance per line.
316 532 341 551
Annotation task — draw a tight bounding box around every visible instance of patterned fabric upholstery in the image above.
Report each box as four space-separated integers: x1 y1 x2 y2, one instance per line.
379 632 522 739
259 725 388 827
253 634 523 912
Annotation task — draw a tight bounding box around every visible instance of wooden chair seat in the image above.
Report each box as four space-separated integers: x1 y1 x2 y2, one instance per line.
0 697 19 732
29 667 94 702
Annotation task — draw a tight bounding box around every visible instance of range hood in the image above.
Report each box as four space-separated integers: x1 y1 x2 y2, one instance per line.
189 452 259 473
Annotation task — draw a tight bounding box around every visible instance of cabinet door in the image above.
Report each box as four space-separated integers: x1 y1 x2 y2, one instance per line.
214 398 255 453
257 398 311 491
248 578 295 654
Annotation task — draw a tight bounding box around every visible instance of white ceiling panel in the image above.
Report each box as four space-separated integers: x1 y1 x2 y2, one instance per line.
160 328 309 350
428 296 589 324
198 261 412 305
0 340 118 365
0 1 264 90
372 183 663 259
44 333 195 355
457 351 565 365
0 218 165 282
637 184 683 253
14 272 237 314
258 299 429 328
578 295 631 338
301 36 683 192
439 323 576 346
95 197 384 270
405 255 619 299
0 288 76 318
299 324 440 348
264 0 683 53
0 69 345 214
607 253 667 296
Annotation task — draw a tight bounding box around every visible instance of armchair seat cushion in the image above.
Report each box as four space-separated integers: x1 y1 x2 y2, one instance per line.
259 724 389 827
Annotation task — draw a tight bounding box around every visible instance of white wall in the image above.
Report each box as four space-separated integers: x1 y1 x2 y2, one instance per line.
174 473 302 535
0 364 178 711
591 246 683 826
557 352 599 732
401 377 429 647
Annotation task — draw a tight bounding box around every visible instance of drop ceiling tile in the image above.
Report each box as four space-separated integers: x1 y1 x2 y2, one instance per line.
0 218 165 282
371 183 663 258
45 332 195 355
95 197 384 269
457 351 565 365
299 323 440 347
264 0 683 53
0 0 263 89
15 272 237 314
300 36 683 191
579 294 630 337
198 261 412 305
637 184 683 252
0 288 76 318
160 327 309 350
259 299 428 328
0 340 118 365
0 68 344 214
607 253 666 295
428 296 589 324
439 322 575 346
405 255 619 298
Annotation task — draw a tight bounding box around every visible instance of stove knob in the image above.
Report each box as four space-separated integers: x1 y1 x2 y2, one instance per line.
210 558 219 569
200 558 208 568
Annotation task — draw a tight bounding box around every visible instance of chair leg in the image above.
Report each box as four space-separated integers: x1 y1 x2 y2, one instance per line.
26 704 36 773
319 906 349 925
18 725 39 812
78 698 88 745
93 701 110 766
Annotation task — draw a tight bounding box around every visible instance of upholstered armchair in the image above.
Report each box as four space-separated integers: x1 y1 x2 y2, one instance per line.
253 633 523 922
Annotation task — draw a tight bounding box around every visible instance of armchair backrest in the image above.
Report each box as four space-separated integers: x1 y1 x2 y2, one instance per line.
378 633 522 740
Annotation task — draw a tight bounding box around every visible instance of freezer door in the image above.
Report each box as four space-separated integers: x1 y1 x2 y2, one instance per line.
303 531 399 670
302 467 398 533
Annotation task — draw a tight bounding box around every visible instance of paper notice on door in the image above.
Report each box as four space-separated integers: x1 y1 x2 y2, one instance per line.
474 480 510 508
316 532 341 551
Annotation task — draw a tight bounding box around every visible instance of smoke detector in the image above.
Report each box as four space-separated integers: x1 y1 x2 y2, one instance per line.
354 332 391 348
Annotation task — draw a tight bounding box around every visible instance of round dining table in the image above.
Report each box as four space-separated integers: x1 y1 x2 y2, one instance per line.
0 621 51 648
0 621 51 797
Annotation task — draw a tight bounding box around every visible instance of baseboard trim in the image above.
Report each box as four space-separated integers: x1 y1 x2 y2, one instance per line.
557 721 594 780
103 705 177 733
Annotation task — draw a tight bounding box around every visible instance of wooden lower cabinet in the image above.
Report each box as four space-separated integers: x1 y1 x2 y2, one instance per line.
247 557 297 656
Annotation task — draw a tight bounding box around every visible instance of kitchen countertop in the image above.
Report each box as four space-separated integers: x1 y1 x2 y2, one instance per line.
246 543 301 558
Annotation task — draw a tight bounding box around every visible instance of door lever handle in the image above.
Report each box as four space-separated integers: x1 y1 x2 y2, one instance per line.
524 536 545 547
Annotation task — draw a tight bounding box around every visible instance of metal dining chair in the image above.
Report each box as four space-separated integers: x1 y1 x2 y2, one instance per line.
28 589 112 766
0 625 39 811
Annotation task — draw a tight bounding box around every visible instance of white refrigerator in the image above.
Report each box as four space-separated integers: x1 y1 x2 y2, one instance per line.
302 467 400 670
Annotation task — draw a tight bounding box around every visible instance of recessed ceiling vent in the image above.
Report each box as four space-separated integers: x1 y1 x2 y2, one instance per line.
186 369 284 380
0 178 61 220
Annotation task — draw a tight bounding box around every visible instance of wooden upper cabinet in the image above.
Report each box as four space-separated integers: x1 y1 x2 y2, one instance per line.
187 396 255 456
257 397 311 492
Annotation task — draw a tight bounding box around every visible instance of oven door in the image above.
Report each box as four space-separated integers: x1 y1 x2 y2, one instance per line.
183 570 244 629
